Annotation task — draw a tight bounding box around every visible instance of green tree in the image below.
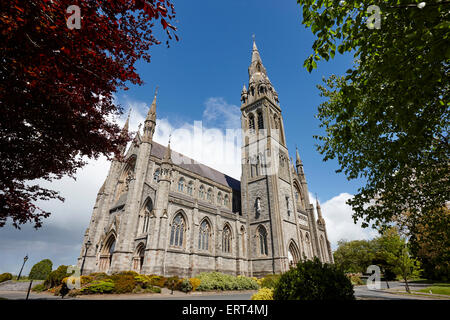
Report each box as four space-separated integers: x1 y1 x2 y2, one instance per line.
333 239 376 273
297 1 449 229
408 207 450 281
375 228 421 293
29 259 53 280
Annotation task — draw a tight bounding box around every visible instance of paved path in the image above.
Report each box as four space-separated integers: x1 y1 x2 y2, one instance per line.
0 280 43 291
0 281 447 300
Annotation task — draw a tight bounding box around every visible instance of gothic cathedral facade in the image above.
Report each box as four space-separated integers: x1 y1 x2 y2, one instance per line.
77 42 333 277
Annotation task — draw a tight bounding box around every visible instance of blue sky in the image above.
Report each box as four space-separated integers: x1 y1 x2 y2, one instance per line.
123 0 362 200
0 0 379 274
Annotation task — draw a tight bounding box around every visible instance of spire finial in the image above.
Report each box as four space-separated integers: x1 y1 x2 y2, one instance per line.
163 133 172 162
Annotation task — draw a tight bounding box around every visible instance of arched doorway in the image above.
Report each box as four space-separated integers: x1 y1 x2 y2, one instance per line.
100 234 116 272
287 241 300 268
133 243 145 273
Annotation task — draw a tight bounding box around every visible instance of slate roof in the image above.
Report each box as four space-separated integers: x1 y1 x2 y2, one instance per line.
150 141 241 192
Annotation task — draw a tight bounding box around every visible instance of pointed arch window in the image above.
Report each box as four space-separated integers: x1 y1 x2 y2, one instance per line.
224 194 230 207
257 111 264 130
286 196 291 216
198 220 211 251
240 226 246 257
258 226 268 256
248 114 255 133
217 192 223 206
178 177 184 192
170 213 185 248
305 232 312 259
199 185 205 199
207 188 213 202
141 198 153 234
153 168 160 183
222 225 232 253
187 181 193 196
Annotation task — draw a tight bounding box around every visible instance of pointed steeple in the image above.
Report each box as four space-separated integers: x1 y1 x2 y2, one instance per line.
163 134 172 162
316 195 325 225
296 146 303 174
146 86 158 122
143 87 158 142
249 39 267 77
121 108 131 133
245 38 278 106
118 109 131 154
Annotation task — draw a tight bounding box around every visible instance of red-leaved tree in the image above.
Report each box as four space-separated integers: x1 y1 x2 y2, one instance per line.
0 0 177 228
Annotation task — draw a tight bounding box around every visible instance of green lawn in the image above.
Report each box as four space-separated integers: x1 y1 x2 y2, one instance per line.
417 283 450 296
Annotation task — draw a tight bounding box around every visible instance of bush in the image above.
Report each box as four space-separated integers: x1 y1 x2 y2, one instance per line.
31 283 46 292
349 275 364 286
0 273 12 283
90 272 109 280
180 279 193 293
258 274 281 289
273 258 355 300
29 259 53 280
44 265 70 289
189 278 201 291
134 275 151 288
251 288 274 300
80 280 115 294
111 274 136 294
196 272 259 291
148 275 168 288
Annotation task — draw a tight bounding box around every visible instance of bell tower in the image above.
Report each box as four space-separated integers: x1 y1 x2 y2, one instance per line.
240 40 293 276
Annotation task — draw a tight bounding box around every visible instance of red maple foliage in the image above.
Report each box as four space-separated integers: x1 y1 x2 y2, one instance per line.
0 0 177 228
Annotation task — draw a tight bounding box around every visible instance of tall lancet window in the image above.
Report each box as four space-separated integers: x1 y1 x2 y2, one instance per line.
258 226 268 256
170 213 185 248
198 220 210 251
222 225 232 253
249 114 255 133
257 111 264 130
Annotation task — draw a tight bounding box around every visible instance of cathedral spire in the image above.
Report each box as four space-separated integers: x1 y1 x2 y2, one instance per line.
122 108 131 133
316 195 325 225
143 87 158 142
163 134 172 162
147 86 158 122
296 146 303 174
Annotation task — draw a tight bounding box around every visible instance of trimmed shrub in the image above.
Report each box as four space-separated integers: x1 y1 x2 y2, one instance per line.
31 283 46 292
251 288 274 300
134 275 151 288
0 273 12 283
147 286 161 293
148 275 168 288
111 274 136 294
90 272 109 280
115 271 139 277
80 280 115 294
273 258 355 300
258 274 281 289
196 272 258 291
44 265 70 289
29 259 53 280
180 279 193 293
189 277 201 291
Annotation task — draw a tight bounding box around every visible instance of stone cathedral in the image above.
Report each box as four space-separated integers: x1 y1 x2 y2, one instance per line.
77 42 333 277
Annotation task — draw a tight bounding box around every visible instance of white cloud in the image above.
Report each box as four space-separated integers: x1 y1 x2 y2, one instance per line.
202 97 241 129
310 192 378 251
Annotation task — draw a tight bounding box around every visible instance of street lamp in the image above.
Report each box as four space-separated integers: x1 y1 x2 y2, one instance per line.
17 254 28 281
80 240 92 275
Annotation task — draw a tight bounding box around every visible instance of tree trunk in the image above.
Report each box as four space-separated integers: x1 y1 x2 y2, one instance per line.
404 276 410 293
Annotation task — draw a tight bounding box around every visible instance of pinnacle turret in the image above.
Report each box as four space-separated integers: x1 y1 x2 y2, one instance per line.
143 87 158 142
